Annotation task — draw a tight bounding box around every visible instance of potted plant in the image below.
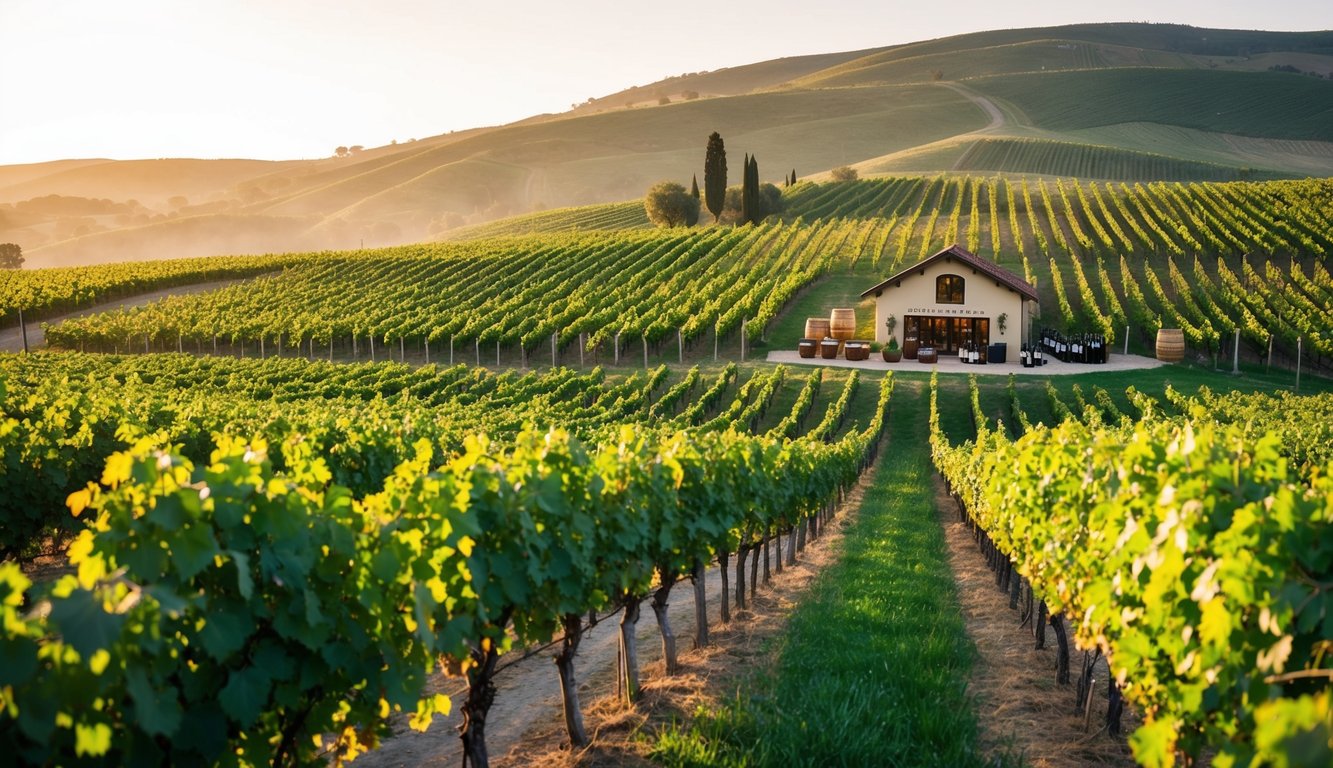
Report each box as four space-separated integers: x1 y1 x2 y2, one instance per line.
882 314 901 362
882 335 901 362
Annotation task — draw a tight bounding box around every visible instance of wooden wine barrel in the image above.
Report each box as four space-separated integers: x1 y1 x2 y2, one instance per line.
829 308 856 341
1156 328 1185 362
819 339 840 359
903 334 919 360
797 339 817 359
805 318 831 340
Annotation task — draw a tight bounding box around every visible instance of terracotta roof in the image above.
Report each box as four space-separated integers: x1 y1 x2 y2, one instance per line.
860 244 1039 302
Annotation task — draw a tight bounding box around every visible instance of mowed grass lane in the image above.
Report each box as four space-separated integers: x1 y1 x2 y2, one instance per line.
652 379 991 767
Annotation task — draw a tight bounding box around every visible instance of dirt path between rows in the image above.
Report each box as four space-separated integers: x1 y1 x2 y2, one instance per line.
0 279 251 353
933 475 1139 768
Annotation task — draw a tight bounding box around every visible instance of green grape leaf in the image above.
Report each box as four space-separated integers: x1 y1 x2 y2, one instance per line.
171 523 220 581
126 667 183 737
219 666 272 728
48 588 124 660
198 607 253 659
0 634 39 686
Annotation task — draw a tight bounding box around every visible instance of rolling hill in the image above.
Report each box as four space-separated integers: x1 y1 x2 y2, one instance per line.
2 22 1331 267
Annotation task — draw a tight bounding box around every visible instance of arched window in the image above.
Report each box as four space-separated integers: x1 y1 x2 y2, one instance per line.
936 274 965 304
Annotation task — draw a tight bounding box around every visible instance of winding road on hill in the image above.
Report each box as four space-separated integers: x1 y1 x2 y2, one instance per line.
939 82 1006 132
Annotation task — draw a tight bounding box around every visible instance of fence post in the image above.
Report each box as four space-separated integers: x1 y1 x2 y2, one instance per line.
579 332 585 368
614 333 620 366
475 338 480 367
1232 328 1240 375
1266 335 1273 373
552 332 557 368
425 339 429 364
713 322 718 362
1123 325 1129 357
643 336 648 369
496 340 500 367
17 308 28 353
678 329 683 364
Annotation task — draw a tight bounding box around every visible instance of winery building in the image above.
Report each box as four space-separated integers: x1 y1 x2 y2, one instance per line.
861 245 1038 358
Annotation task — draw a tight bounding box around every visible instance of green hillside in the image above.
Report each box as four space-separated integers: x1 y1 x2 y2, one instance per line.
3 22 1332 267
973 68 1333 141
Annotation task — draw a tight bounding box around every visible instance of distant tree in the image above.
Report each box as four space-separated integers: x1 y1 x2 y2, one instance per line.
758 182 783 218
658 96 671 105
704 132 727 223
741 154 757 226
931 69 944 81
746 155 767 225
686 175 701 226
790 169 797 186
830 165 858 182
335 146 349 157
0 243 22 269
644 181 699 228
349 145 364 154
168 195 189 210
682 90 700 100
722 180 782 224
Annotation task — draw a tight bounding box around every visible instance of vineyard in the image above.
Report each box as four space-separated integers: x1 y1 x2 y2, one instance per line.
10 175 1333 367
0 345 896 765
950 137 1282 182
2 166 1332 766
440 200 650 240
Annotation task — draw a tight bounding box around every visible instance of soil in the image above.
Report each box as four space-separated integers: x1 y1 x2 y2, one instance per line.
932 473 1141 768
357 476 870 768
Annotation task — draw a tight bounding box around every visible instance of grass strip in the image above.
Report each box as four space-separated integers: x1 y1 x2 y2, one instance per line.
650 381 987 767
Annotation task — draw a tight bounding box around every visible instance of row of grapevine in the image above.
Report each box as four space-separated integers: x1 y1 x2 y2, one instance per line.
0 252 312 326
42 224 853 359
950 137 1282 182
0 366 895 766
0 352 877 559
929 372 1332 767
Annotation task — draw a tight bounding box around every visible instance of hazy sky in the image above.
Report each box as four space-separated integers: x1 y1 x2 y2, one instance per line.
1 0 1330 165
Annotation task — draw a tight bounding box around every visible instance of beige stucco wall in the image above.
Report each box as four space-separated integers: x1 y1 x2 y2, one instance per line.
868 258 1034 346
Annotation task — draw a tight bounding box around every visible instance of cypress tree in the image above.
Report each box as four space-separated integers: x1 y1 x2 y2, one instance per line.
686 175 701 226
741 153 753 226
743 155 762 225
704 132 727 223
